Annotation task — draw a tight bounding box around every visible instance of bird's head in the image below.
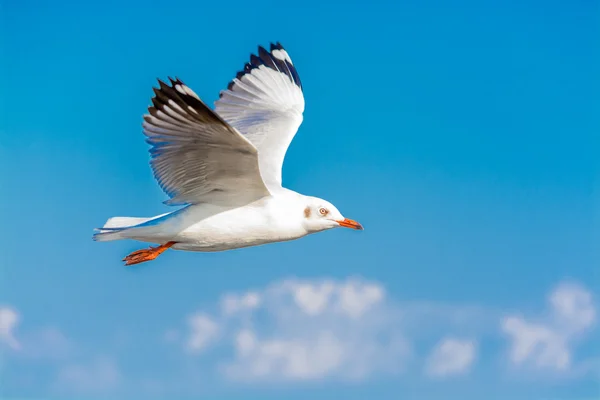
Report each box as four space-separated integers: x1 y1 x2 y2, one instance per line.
301 197 363 233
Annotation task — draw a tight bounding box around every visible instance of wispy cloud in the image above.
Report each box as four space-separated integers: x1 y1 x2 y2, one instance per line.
186 313 219 353
0 306 20 350
1 306 120 396
501 282 596 372
221 291 261 316
172 278 597 384
174 277 491 382
0 305 74 360
55 356 121 394
219 278 410 382
425 338 477 377
5 278 596 396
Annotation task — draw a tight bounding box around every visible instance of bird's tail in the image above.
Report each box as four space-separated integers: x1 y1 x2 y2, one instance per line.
93 216 152 242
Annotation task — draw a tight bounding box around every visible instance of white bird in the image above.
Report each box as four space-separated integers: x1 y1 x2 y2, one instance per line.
93 42 363 266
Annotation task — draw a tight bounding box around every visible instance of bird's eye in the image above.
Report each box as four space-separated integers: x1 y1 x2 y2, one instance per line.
319 207 328 215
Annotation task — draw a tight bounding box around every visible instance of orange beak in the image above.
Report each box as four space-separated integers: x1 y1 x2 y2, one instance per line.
337 218 364 230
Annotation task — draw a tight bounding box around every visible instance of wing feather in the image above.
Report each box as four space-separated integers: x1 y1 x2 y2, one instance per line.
215 42 305 190
143 78 270 206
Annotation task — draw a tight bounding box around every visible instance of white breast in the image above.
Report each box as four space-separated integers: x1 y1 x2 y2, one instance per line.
169 194 308 252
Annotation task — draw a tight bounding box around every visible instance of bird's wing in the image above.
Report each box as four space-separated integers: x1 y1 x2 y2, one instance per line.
214 42 305 190
143 78 271 206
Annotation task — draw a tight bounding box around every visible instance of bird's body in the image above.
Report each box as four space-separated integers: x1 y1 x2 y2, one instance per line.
99 189 315 252
94 43 362 265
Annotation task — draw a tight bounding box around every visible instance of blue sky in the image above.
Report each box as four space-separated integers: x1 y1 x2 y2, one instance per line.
1 0 597 398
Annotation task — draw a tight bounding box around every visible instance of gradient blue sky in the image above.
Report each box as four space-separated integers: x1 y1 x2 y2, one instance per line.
1 0 597 399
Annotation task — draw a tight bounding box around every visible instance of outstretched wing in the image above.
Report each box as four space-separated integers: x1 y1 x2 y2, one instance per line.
143 78 271 206
214 43 305 190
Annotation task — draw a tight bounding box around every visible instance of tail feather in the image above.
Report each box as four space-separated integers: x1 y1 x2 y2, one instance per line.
93 228 126 242
92 212 173 242
102 216 151 229
93 216 153 242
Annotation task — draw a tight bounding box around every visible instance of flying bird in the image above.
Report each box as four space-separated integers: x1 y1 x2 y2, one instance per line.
93 42 363 265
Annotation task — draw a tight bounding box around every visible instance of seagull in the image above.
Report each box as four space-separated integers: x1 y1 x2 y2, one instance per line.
93 42 363 265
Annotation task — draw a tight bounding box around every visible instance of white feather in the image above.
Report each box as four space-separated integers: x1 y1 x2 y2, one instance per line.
215 46 304 190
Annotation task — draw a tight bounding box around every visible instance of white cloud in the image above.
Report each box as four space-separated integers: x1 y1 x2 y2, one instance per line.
221 291 261 316
277 279 385 318
501 282 595 372
225 329 348 381
186 313 219 353
179 278 411 382
175 278 596 384
55 357 120 394
0 306 20 350
502 317 570 370
0 307 71 358
425 338 477 377
0 307 117 395
225 278 410 381
288 281 335 316
550 282 595 334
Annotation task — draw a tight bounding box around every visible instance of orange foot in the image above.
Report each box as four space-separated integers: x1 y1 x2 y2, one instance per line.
123 241 176 266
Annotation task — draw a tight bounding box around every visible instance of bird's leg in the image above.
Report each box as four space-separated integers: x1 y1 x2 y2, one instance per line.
122 241 177 266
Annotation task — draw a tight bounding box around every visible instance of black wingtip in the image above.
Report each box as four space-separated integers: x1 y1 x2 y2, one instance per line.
224 42 302 93
158 79 171 89
270 42 284 51
250 54 262 68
